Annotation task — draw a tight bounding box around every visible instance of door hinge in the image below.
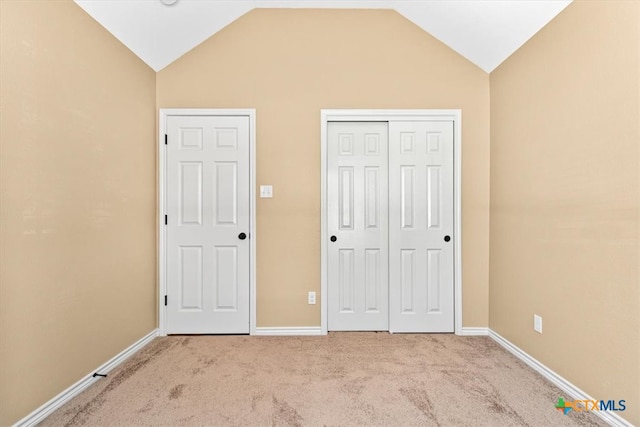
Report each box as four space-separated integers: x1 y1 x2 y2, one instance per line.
164 215 167 225
164 134 167 145
164 295 167 306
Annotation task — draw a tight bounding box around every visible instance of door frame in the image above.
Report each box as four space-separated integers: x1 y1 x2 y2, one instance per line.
158 109 257 336
320 109 463 335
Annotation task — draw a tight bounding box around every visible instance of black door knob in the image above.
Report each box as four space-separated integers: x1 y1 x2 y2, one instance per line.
330 235 337 242
444 235 451 242
238 232 247 240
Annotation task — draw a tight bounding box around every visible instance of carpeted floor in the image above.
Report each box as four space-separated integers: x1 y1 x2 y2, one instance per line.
42 333 606 426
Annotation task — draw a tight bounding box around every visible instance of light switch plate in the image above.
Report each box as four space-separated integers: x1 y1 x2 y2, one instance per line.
534 315 542 333
260 185 273 198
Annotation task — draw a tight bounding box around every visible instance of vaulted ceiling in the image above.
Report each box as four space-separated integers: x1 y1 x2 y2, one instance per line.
74 0 572 73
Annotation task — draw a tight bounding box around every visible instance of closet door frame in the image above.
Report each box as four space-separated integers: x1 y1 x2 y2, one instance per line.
320 109 462 335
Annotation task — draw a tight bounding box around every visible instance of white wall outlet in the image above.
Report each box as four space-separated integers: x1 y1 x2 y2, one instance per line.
534 314 543 334
308 291 316 305
260 185 273 198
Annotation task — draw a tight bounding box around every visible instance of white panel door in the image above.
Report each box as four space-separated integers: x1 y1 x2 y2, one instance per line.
166 115 250 334
389 121 454 332
328 122 389 331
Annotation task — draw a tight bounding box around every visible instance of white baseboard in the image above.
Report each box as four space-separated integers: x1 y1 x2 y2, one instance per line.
14 329 159 427
458 327 489 336
253 326 324 336
488 329 633 427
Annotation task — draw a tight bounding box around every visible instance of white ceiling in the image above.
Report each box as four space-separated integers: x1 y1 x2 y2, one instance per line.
74 0 571 73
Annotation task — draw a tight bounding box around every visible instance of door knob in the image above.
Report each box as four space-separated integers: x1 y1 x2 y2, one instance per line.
238 232 247 240
444 235 451 242
330 235 337 242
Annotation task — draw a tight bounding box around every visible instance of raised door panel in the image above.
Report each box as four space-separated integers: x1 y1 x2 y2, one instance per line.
338 249 355 313
179 246 203 311
427 166 441 229
214 162 238 226
364 249 381 313
179 162 203 226
214 246 238 311
400 166 415 229
400 249 415 313
339 167 354 230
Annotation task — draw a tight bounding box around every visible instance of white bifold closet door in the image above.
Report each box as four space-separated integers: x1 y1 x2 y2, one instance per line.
328 120 454 333
166 115 250 334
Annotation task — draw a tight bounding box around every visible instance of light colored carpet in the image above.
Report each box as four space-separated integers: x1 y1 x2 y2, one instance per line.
41 333 606 426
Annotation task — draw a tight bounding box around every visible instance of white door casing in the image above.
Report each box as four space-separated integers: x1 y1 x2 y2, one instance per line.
389 121 454 333
159 110 255 335
327 122 389 331
321 110 462 335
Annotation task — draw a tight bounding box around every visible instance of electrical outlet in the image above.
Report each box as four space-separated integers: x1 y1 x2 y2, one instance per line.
534 315 543 334
260 185 273 198
308 291 316 305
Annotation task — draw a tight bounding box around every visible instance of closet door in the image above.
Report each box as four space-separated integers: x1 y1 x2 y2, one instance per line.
388 121 454 333
327 122 389 331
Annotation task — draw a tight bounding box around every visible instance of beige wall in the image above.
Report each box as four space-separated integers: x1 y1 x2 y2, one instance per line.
0 1 157 424
489 1 639 425
157 8 491 328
